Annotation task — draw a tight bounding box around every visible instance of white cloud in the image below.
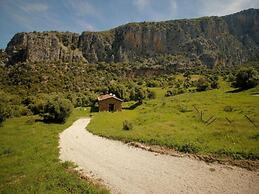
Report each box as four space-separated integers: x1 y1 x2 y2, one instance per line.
133 0 151 10
76 20 95 31
169 0 177 16
198 0 259 16
20 3 48 13
65 0 98 17
11 13 34 30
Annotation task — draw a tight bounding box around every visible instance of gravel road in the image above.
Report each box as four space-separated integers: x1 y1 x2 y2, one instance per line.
59 118 259 194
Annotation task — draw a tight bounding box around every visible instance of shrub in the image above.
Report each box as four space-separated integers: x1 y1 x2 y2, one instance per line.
28 99 45 114
147 90 156 99
233 67 259 89
146 80 160 87
210 80 219 89
0 102 8 125
109 84 128 100
134 87 147 101
41 97 73 123
177 104 191 113
165 88 185 97
196 77 210 91
122 120 133 130
178 143 199 153
223 105 234 112
226 73 235 82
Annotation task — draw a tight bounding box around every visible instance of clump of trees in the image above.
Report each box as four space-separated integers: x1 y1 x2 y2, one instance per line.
232 67 259 89
196 77 210 91
196 75 219 92
107 83 154 101
41 97 73 123
2 59 257 124
0 91 74 124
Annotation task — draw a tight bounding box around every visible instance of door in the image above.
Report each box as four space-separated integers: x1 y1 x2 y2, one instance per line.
109 104 115 112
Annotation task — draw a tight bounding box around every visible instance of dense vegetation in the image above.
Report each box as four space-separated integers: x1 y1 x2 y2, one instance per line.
0 61 258 123
233 67 259 90
41 97 73 123
0 58 258 192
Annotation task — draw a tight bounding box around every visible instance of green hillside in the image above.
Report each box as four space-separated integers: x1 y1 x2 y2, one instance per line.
88 82 259 159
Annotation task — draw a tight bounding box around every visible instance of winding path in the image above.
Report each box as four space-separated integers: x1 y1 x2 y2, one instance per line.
59 118 259 194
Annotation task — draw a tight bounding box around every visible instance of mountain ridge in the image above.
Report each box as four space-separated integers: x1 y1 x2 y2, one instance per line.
4 8 259 67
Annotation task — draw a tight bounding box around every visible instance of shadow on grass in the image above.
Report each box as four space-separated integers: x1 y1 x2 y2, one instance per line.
35 118 65 124
226 88 244 93
123 101 142 110
90 106 99 113
251 92 259 96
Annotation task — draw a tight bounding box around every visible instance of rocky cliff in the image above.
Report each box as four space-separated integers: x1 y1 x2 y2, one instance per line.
4 9 259 67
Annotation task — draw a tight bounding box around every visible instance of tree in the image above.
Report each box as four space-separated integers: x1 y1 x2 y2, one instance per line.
147 90 156 99
0 103 6 126
196 77 210 91
109 84 128 100
41 97 73 123
135 86 146 101
233 68 259 89
209 75 220 89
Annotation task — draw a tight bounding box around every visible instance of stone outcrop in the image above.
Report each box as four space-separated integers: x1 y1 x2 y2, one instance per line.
5 32 86 64
5 9 259 67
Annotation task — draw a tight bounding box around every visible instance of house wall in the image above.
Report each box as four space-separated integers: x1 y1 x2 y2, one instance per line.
99 98 122 112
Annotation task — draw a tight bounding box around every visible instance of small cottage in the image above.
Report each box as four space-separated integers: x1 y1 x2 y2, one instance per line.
98 94 123 112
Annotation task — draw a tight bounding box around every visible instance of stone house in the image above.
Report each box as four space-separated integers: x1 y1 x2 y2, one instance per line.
98 94 123 112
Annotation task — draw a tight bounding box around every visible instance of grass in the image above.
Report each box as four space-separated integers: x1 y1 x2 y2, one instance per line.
0 108 108 194
88 82 259 159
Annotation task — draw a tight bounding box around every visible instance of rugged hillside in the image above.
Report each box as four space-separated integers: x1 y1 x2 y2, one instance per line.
4 9 259 67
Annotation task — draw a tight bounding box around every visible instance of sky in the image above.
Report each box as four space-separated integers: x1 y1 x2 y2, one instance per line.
0 0 259 48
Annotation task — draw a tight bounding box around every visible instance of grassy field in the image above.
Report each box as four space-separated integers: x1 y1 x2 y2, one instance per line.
88 82 259 159
0 108 108 194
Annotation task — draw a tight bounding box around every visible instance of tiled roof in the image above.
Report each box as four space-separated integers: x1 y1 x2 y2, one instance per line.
98 94 123 102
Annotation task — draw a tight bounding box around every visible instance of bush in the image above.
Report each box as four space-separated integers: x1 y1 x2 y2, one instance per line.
0 105 5 126
133 86 147 101
123 120 133 130
233 67 259 89
210 80 219 89
178 143 199 153
109 84 128 100
41 97 73 123
146 80 160 87
165 88 185 97
177 104 191 113
147 90 156 99
209 75 219 89
28 99 45 114
224 105 234 112
196 77 210 91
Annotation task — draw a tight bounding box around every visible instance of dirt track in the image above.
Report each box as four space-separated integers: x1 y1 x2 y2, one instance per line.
59 118 259 194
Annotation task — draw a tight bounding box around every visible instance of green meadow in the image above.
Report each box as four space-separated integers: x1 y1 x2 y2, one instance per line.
88 82 259 159
0 109 108 194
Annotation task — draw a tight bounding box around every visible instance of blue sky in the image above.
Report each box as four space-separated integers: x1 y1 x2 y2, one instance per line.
0 0 259 48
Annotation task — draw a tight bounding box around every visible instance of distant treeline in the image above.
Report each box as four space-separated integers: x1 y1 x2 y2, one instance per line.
0 61 258 124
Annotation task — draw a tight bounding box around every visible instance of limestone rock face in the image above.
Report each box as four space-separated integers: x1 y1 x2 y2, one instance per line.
78 31 114 63
5 9 259 67
6 32 86 64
